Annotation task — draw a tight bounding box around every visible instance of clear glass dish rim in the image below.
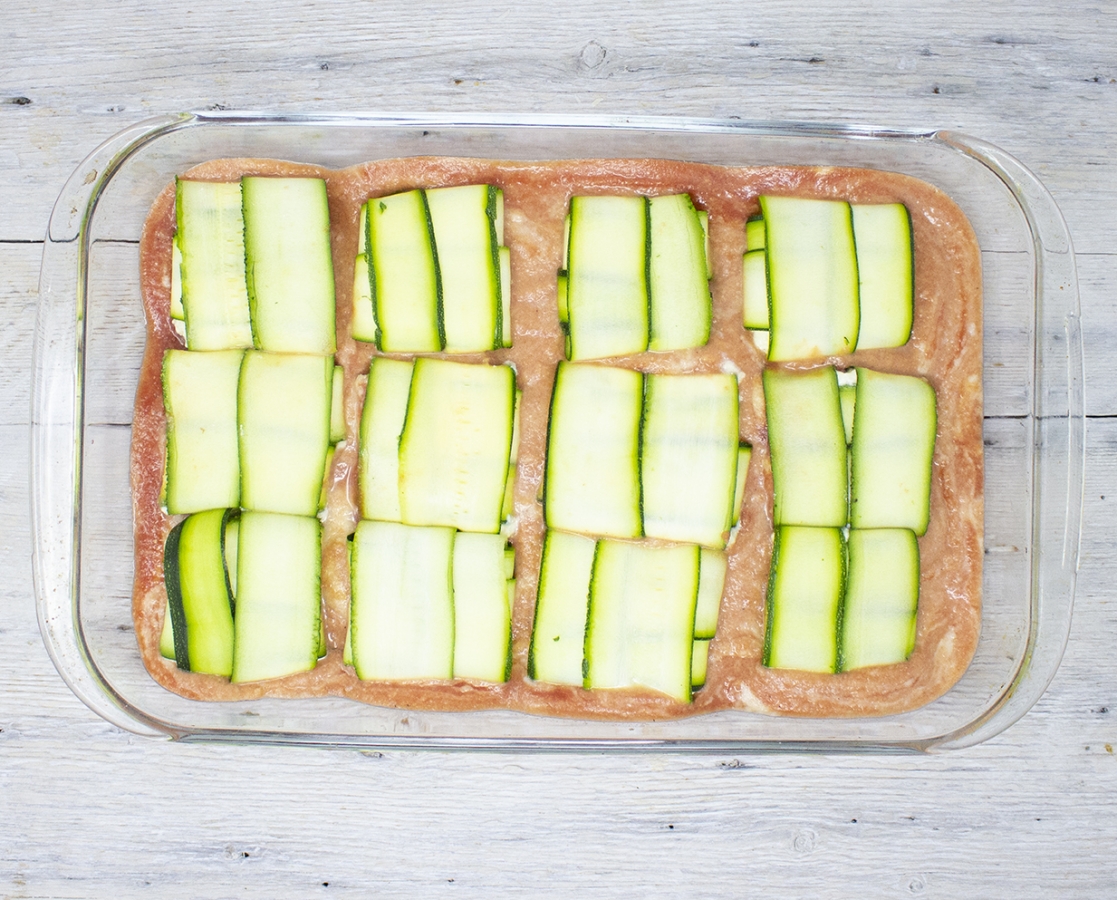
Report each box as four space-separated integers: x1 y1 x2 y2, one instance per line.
30 111 1085 752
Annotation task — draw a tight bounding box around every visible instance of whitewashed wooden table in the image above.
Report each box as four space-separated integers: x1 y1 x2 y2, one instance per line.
4 2 1116 896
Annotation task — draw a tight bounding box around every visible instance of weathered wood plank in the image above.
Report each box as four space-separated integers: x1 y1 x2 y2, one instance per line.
0 245 42 425
3 1 1116 249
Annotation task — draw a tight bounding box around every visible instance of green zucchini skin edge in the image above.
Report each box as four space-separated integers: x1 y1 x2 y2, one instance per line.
486 185 503 349
580 539 603 684
901 203 915 346
761 525 778 668
539 362 564 530
419 189 447 351
220 507 238 614
165 519 191 671
643 195 652 354
364 203 381 349
835 530 849 672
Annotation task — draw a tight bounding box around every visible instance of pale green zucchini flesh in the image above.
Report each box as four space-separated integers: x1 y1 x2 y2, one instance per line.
584 540 699 703
691 639 710 688
647 193 711 351
544 362 643 540
359 357 415 523
745 216 766 251
851 203 914 350
849 368 936 535
238 351 333 517
350 251 378 343
760 195 859 362
452 532 512 682
529 530 597 686
426 184 501 352
840 528 919 670
731 445 752 527
170 235 184 320
742 248 769 330
693 549 728 640
764 525 844 673
367 189 443 352
640 372 739 548
350 521 455 681
231 511 322 683
565 195 649 360
162 348 243 514
242 176 336 355
763 366 848 528
398 358 515 533
175 179 254 351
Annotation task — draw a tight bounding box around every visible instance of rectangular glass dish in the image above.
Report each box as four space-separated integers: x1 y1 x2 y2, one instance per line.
31 112 1084 751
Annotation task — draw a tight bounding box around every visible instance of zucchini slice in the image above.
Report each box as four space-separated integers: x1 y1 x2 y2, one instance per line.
731 444 752 527
556 271 569 327
529 530 597 686
849 368 936 535
351 251 378 344
160 598 177 660
163 508 237 675
745 216 765 252
544 362 643 540
499 389 523 524
367 189 443 352
763 366 848 528
693 548 728 640
357 201 369 255
426 184 502 352
231 511 322 683
398 359 515 533
760 195 859 362
566 195 649 360
764 525 844 673
162 348 243 514
359 357 415 523
452 532 512 682
691 639 710 688
562 213 571 271
742 248 769 330
238 351 333 517
698 210 712 278
170 235 184 321
242 176 336 355
350 521 455 681
851 203 914 350
640 372 740 548
840 528 919 670
647 194 711 351
584 540 699 703
175 179 253 351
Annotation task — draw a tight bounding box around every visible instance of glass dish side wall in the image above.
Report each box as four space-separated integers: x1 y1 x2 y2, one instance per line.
33 114 1082 750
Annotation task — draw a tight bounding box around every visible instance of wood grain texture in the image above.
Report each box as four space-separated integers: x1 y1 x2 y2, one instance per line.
3 1 1116 250
3 0 1117 896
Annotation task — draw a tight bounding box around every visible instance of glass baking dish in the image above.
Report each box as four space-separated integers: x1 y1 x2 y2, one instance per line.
31 112 1084 751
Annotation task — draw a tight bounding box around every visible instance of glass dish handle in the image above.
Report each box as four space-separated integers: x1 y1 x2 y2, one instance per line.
933 131 1084 750
31 115 191 737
